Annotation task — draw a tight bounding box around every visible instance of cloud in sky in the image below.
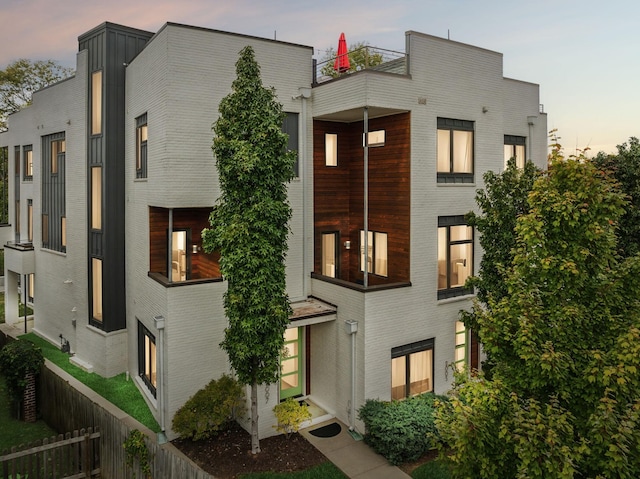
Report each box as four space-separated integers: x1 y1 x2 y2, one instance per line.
1 0 638 154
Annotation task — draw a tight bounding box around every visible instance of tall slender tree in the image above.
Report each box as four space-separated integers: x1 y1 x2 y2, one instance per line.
202 46 295 454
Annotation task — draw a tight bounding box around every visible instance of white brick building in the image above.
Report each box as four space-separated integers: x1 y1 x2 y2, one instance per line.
0 22 546 440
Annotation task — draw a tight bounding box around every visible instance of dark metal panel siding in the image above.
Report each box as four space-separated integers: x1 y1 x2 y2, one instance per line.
82 24 152 332
41 133 66 252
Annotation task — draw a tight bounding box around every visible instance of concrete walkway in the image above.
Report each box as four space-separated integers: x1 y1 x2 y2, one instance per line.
301 419 410 479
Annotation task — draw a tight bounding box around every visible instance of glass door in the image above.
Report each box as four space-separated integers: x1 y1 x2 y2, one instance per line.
280 327 303 399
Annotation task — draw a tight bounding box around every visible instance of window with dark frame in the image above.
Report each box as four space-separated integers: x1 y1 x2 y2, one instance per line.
138 321 157 397
437 118 474 183
136 113 148 179
391 339 434 400
23 145 33 180
437 215 474 300
504 135 526 169
27 199 33 242
360 230 388 277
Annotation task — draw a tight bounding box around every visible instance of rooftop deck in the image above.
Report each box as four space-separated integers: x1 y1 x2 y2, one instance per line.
313 45 407 85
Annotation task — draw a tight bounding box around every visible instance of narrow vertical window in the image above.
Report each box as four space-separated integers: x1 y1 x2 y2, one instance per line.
41 214 48 246
136 114 148 178
14 146 20 178
27 274 34 304
27 199 33 242
51 139 65 174
454 321 467 370
283 112 299 177
23 145 33 179
61 216 67 249
91 71 103 136
322 232 337 278
325 133 337 166
138 322 157 397
92 257 103 322
91 167 102 230
15 200 20 236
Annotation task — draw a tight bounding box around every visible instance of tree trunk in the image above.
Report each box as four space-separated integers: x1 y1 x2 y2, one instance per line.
251 382 261 454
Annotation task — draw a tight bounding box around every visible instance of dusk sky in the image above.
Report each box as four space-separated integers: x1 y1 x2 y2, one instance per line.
1 0 637 155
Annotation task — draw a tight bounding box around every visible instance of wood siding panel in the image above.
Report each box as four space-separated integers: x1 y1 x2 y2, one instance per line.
313 112 410 285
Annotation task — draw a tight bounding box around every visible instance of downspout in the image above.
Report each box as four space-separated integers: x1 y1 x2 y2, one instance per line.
154 315 166 442
345 320 358 431
363 107 369 288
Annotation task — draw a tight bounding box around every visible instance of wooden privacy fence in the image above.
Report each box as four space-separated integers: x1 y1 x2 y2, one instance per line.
38 363 214 479
0 427 100 479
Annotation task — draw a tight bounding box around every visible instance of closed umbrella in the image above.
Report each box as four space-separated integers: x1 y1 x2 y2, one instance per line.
333 32 350 73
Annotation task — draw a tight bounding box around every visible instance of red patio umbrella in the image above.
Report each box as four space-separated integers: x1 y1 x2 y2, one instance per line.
333 32 350 73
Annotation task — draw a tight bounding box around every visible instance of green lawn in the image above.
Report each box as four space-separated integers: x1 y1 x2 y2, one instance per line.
411 459 452 479
0 374 57 452
20 333 160 433
240 462 347 479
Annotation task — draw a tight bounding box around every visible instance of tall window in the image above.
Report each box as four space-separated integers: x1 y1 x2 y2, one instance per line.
360 230 388 277
437 118 474 183
325 133 338 166
14 146 20 179
282 112 299 177
136 113 148 178
438 216 473 299
27 199 33 242
41 214 48 245
138 322 157 397
27 274 34 304
92 257 103 322
23 145 33 180
91 70 102 136
391 339 434 400
504 135 526 169
61 216 66 250
454 321 467 371
322 232 338 278
15 200 20 237
91 167 102 230
170 230 190 282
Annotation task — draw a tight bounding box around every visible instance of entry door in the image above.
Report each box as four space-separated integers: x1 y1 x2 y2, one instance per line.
280 327 303 399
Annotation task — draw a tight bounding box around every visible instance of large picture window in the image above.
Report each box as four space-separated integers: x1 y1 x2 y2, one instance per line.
438 216 473 299
437 118 474 183
136 114 148 178
391 339 434 400
138 322 157 397
504 135 526 169
360 230 388 277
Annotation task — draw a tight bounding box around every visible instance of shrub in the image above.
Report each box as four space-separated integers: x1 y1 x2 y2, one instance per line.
172 374 245 441
0 339 44 402
123 429 152 478
273 398 312 438
358 393 444 465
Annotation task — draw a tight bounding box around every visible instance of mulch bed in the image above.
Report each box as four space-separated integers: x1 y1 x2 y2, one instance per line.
172 422 329 479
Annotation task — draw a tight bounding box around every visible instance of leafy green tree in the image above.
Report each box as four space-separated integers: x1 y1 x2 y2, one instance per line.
319 41 384 78
0 59 74 131
593 137 640 258
437 142 640 478
463 158 540 333
202 46 295 454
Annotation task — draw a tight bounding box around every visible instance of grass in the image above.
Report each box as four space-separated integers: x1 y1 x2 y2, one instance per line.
411 459 452 479
239 462 348 479
20 333 161 433
0 374 57 452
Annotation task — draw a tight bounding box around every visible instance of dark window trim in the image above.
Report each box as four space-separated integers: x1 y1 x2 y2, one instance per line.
392 338 435 398
360 229 388 278
23 145 33 181
437 215 474 300
283 112 299 177
138 321 157 398
437 117 474 183
136 113 148 179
